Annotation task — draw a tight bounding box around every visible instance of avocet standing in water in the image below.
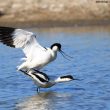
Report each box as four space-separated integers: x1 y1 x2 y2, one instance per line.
20 69 75 93
0 27 72 71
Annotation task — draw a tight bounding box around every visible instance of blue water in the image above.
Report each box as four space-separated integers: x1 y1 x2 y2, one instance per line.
0 26 110 110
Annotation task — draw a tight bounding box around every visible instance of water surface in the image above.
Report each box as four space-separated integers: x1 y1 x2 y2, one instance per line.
0 26 110 110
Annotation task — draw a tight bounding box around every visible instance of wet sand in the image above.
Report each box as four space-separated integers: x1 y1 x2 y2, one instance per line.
0 19 110 28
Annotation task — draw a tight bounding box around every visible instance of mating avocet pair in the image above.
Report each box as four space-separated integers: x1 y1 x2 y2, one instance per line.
0 26 74 92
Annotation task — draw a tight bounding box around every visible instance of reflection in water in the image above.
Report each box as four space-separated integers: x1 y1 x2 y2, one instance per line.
16 91 73 110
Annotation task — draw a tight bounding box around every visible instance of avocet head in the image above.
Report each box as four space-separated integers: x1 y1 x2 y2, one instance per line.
60 75 74 81
51 43 73 60
55 75 75 83
51 43 61 52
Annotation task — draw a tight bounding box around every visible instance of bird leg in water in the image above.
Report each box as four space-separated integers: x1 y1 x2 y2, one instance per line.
37 87 40 93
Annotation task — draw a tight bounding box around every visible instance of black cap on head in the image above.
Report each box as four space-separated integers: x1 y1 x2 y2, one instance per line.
60 75 74 80
51 43 61 50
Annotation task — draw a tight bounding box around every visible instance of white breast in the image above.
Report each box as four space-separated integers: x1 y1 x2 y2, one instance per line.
27 48 56 69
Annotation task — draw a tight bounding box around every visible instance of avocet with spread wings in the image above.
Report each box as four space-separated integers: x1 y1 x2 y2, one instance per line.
0 27 72 71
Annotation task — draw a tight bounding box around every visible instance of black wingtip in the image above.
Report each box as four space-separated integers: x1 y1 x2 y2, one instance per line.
0 26 16 47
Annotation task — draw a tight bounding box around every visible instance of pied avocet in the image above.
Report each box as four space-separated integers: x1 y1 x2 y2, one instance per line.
20 69 75 93
0 27 72 71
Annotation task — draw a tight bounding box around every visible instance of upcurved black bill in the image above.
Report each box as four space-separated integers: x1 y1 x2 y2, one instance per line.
73 78 80 80
60 50 73 61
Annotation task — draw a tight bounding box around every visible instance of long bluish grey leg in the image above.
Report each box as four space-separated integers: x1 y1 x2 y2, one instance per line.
37 87 40 93
26 68 31 73
19 69 28 75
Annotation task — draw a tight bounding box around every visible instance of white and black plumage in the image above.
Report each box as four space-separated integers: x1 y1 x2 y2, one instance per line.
0 26 72 71
20 69 74 93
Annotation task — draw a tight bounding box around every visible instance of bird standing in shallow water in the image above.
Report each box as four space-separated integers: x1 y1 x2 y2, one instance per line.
0 26 73 72
20 69 75 93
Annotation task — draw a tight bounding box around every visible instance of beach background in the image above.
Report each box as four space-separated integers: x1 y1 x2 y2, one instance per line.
0 0 110 27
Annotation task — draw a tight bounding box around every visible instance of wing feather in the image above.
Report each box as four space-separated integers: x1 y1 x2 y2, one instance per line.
0 27 46 57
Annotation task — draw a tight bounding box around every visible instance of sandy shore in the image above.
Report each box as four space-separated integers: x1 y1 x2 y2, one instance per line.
0 0 110 27
0 19 110 28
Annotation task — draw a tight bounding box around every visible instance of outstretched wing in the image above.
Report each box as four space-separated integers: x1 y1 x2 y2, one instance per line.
0 26 46 57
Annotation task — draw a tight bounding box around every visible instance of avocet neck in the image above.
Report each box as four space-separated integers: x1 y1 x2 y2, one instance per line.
47 48 58 61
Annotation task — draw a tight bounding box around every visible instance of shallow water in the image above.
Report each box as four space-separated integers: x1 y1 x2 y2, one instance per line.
0 26 110 110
